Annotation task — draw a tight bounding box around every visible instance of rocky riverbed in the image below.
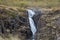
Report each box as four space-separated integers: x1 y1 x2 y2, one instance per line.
0 5 60 40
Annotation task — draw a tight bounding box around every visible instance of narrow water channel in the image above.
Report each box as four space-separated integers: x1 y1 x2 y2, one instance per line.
27 9 37 40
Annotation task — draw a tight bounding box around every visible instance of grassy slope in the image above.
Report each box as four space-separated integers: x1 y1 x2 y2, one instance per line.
0 0 60 8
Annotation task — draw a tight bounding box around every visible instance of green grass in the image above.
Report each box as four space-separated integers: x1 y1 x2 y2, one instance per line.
0 0 60 8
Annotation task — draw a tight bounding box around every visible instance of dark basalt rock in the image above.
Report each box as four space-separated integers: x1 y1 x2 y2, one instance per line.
36 9 60 40
0 6 32 40
33 10 42 28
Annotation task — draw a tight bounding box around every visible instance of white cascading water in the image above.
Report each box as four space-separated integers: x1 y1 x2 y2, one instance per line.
27 9 37 40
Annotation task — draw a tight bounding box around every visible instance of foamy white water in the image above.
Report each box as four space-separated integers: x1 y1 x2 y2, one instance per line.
27 9 37 40
29 18 36 35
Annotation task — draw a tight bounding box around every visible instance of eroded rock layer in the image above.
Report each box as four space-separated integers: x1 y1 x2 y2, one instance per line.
0 6 32 40
36 9 60 40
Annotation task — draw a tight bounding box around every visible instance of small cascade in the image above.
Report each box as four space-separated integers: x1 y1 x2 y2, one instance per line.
27 9 37 40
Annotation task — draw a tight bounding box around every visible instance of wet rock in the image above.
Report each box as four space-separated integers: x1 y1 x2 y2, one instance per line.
33 10 42 27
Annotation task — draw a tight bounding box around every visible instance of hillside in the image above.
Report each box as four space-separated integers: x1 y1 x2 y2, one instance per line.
0 0 60 40
0 0 60 8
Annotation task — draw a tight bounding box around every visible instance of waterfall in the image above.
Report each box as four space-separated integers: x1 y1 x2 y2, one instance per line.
27 9 37 40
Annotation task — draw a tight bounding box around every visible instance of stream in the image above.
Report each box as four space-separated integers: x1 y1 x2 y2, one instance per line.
27 9 37 40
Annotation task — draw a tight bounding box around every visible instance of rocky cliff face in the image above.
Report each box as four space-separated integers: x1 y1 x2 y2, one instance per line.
0 6 32 40
0 6 60 40
35 9 60 40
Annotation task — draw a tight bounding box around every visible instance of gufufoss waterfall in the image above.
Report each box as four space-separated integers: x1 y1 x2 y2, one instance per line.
27 9 37 40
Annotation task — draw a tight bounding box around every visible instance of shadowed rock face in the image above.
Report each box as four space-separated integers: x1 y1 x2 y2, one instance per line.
33 10 42 28
0 6 32 40
36 9 60 40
